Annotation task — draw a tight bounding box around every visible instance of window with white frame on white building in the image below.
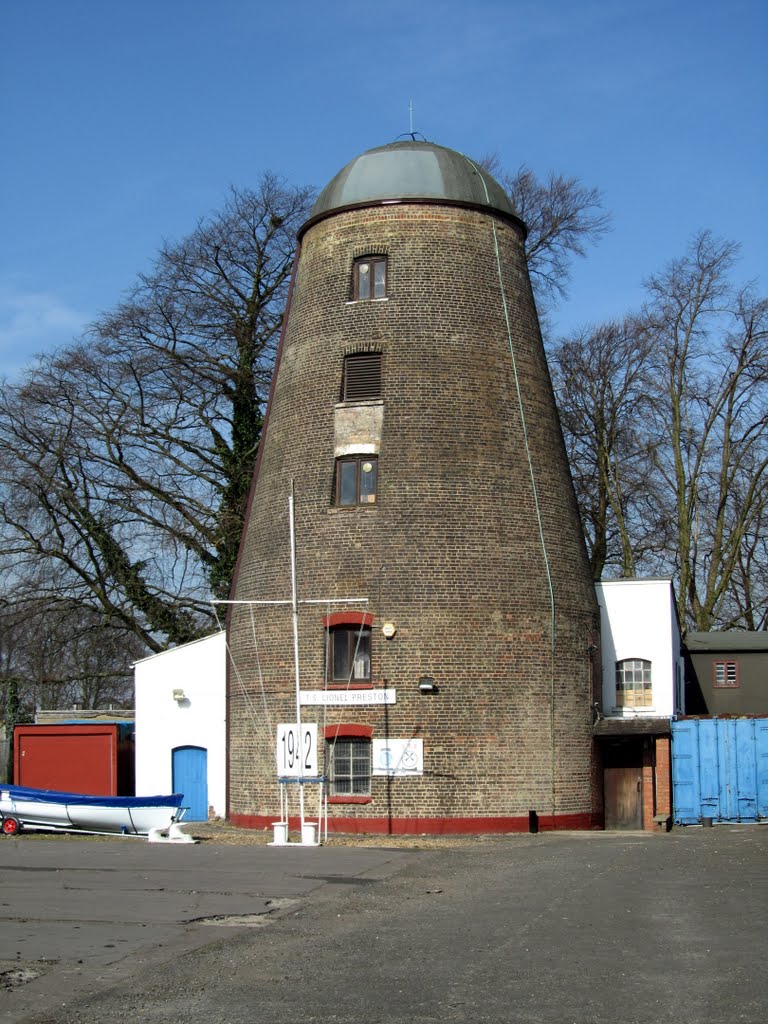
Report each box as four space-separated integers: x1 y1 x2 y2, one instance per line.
615 658 652 708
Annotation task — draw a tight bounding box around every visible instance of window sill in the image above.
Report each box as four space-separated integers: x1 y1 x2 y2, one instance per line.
345 298 389 305
327 504 378 513
327 795 372 805
326 682 373 690
335 399 384 409
612 707 657 714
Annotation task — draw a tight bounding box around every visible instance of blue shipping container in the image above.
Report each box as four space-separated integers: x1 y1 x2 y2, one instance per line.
671 718 768 824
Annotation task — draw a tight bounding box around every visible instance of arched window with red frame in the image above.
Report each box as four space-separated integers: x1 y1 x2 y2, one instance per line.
323 612 374 686
324 724 372 801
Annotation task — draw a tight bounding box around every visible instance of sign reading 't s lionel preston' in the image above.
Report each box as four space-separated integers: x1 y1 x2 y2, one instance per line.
299 689 396 706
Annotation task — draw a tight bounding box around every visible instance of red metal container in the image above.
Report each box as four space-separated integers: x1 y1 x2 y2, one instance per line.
13 723 135 796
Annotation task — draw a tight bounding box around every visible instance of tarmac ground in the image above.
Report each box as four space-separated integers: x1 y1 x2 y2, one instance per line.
0 823 766 1024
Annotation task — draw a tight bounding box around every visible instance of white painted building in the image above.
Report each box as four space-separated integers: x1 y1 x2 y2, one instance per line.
134 631 226 820
595 578 685 720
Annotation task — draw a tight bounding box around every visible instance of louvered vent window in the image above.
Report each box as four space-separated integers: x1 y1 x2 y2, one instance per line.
342 353 382 402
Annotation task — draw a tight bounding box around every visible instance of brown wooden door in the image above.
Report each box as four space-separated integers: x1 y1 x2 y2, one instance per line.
603 740 643 829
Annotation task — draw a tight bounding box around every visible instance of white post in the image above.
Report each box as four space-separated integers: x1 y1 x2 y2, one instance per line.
288 483 305 835
211 554 369 848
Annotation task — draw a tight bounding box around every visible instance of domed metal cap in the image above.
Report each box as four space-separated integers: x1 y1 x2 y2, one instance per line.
305 140 519 230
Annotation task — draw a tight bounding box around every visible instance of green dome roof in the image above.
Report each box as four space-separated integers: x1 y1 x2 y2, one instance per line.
308 140 518 224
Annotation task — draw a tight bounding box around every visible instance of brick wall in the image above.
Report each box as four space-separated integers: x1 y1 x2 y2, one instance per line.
641 736 672 830
228 201 601 832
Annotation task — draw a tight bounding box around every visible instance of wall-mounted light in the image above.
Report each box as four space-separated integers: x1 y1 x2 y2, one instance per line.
418 676 438 695
172 688 186 702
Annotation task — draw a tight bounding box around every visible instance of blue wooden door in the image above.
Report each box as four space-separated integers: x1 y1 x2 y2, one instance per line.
172 746 208 821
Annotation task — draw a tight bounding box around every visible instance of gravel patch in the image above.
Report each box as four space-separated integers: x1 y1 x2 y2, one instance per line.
189 819 495 848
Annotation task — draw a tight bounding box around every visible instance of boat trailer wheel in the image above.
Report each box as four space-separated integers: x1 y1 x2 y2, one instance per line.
1 816 21 836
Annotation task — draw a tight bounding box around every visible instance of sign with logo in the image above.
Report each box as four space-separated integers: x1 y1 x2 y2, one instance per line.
372 738 423 776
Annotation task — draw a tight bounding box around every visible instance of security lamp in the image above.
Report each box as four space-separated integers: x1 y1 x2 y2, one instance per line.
418 676 437 695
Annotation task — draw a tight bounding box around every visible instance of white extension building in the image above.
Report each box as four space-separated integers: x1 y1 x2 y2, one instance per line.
595 578 685 720
134 631 226 820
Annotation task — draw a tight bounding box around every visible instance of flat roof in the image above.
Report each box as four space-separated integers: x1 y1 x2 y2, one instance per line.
594 717 672 736
685 631 768 652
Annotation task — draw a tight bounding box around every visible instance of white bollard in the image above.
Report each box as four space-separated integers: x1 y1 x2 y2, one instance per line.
270 821 289 845
301 822 318 846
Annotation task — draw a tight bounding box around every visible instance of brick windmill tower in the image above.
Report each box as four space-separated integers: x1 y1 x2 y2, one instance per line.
226 140 601 835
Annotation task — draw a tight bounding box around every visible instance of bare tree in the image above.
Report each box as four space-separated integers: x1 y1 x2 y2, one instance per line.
554 231 768 631
730 499 768 630
644 235 768 630
0 595 139 750
550 317 659 579
93 177 314 599
0 177 314 651
481 156 611 317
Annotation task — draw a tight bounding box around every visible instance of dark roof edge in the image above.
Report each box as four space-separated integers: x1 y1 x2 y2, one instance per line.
685 631 768 652
298 196 528 241
594 717 672 736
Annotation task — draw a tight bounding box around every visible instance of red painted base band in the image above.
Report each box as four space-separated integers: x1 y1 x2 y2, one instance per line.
229 812 602 834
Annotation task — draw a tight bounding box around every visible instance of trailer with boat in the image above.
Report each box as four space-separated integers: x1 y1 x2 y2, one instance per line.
0 784 187 839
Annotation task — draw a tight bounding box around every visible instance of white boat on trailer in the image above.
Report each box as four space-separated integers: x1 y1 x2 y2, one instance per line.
0 785 187 839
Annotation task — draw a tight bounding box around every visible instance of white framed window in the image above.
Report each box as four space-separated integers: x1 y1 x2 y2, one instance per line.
615 658 652 708
713 660 739 688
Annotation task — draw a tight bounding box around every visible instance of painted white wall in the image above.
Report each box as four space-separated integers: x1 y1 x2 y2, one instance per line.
134 631 226 817
595 579 684 719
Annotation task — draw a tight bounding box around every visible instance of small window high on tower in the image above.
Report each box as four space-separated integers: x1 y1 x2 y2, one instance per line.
354 256 387 300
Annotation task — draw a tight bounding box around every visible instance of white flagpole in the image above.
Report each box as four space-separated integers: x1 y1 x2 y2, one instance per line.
288 481 305 834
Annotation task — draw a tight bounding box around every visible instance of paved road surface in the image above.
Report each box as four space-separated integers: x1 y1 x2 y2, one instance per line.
1 826 766 1023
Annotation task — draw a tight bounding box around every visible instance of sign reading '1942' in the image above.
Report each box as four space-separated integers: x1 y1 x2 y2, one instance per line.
275 723 318 777
299 689 396 706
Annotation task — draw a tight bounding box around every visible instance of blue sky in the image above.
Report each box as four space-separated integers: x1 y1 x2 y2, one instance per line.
2 0 766 378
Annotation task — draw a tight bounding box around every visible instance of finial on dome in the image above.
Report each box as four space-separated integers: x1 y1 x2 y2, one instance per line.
395 99 427 142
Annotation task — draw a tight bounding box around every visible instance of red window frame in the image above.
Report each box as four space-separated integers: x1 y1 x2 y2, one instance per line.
323 612 374 689
712 660 739 688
